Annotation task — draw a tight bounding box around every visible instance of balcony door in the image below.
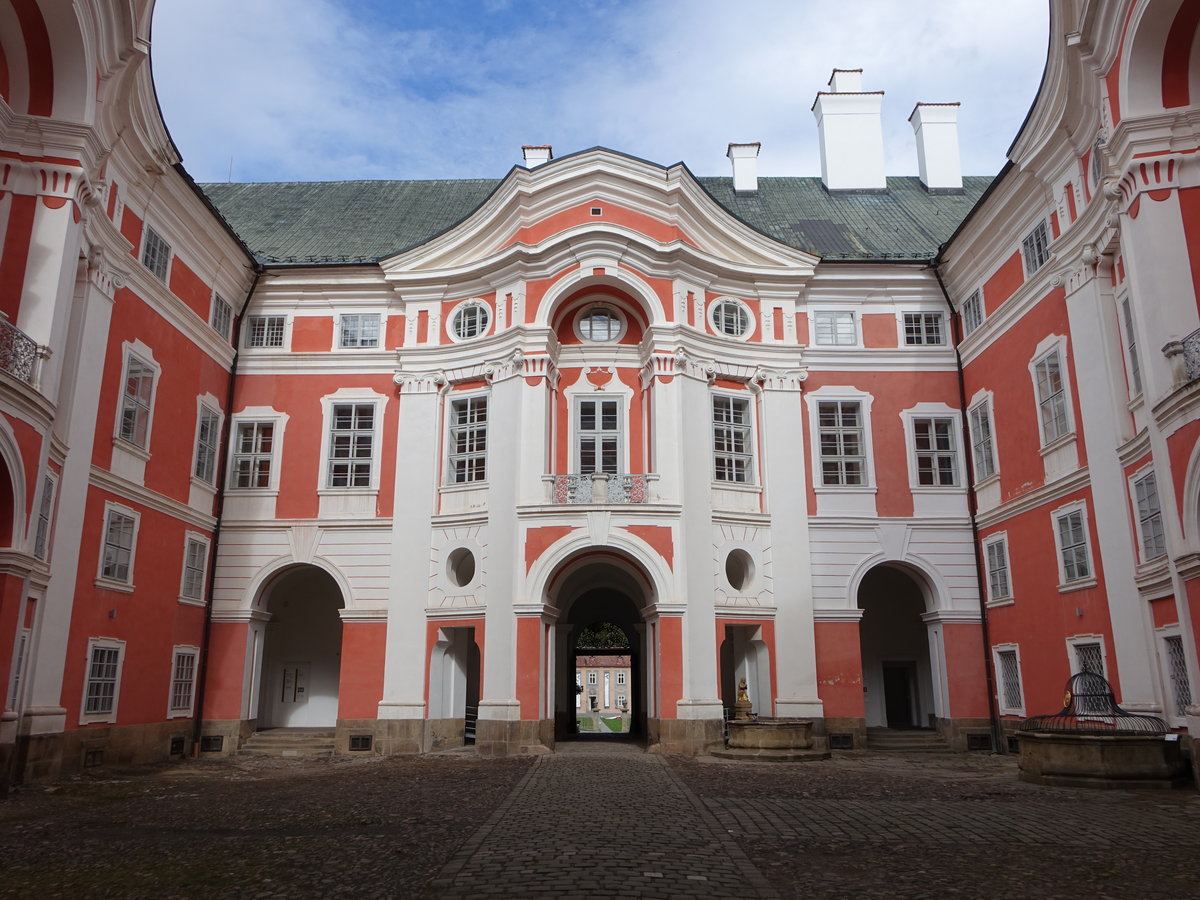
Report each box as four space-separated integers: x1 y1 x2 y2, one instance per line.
576 399 622 474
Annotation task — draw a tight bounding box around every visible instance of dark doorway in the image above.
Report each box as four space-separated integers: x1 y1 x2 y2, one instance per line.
882 661 917 728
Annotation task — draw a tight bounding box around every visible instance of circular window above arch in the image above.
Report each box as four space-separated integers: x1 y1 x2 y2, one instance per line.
574 304 626 343
725 548 755 592
448 299 492 342
709 298 754 340
446 547 477 587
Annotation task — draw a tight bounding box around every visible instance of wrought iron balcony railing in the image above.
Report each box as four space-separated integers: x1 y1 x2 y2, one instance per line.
546 473 651 504
1182 327 1200 382
0 316 39 385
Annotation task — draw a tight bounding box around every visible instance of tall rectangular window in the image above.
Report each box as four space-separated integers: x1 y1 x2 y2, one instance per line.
1163 634 1193 721
180 537 208 601
1120 297 1142 397
817 401 865 486
962 290 983 336
141 226 171 282
101 509 136 584
1071 640 1104 676
210 295 233 339
449 396 488 484
231 422 274 489
712 395 751 483
1034 349 1069 444
8 628 29 710
1133 471 1166 561
193 406 221 484
119 355 155 447
578 399 621 475
169 649 197 715
912 417 958 486
328 404 375 488
969 401 996 480
812 311 856 346
33 474 54 560
985 536 1010 601
903 312 945 345
1055 508 1091 582
245 315 285 348
339 314 381 348
84 644 121 716
995 647 1024 715
1022 220 1050 275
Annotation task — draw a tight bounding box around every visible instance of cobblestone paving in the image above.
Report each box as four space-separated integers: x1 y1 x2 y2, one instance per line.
432 743 777 899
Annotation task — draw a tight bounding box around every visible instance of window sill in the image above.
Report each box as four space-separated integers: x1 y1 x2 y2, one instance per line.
227 488 279 497
911 485 966 494
317 487 379 496
79 714 117 726
111 437 151 462
974 473 1000 489
986 597 1015 608
710 481 762 493
189 476 218 494
813 485 877 494
94 578 134 594
166 709 195 720
441 481 489 494
177 596 206 607
1038 432 1076 457
1057 577 1097 593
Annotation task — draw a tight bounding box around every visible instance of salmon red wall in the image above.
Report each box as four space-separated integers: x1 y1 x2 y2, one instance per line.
814 621 865 718
515 616 541 719
202 622 250 719
657 616 683 719
338 622 386 719
942 623 988 717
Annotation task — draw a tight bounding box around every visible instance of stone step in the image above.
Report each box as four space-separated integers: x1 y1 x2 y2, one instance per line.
866 728 950 752
239 728 337 759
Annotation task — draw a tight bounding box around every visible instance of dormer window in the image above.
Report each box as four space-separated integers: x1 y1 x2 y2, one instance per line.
576 306 624 342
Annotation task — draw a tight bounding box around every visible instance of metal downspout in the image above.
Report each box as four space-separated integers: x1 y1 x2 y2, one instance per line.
192 265 263 755
932 263 1007 753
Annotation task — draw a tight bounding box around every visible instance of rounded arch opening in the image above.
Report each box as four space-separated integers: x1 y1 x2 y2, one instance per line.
1122 0 1200 116
535 265 665 332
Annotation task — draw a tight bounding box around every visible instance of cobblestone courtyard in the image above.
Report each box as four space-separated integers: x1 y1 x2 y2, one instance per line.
1 743 1197 898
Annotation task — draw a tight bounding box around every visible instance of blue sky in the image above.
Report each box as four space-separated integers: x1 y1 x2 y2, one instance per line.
151 0 1049 184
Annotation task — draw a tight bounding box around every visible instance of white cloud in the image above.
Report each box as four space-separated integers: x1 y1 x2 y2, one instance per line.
151 0 1048 183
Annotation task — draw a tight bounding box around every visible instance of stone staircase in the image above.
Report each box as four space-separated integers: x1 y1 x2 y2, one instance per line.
865 727 950 753
239 728 336 759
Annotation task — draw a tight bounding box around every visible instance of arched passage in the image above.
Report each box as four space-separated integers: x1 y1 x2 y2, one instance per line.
857 564 936 729
255 564 345 728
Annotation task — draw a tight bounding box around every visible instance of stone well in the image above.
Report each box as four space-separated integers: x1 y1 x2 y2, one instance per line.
1017 732 1189 790
713 718 830 762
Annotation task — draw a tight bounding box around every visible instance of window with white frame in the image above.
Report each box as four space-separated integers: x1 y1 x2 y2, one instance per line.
1054 506 1091 584
179 536 208 602
576 305 624 342
617 694 627 708
994 646 1025 715
230 421 275 489
118 354 156 448
617 671 626 686
710 298 752 339
812 311 856 346
587 671 597 685
1032 347 1070 444
141 226 171 282
210 294 233 340
1119 297 1142 397
817 400 866 486
984 535 1011 602
903 312 945 346
1069 639 1104 676
244 315 285 348
1132 470 1166 562
327 403 375 488
577 399 621 475
448 395 488 484
193 405 221 484
99 506 138 585
33 473 55 560
1021 220 1050 275
339 313 381 349
576 672 582 708
968 400 996 480
1162 633 1193 722
962 290 983 336
168 647 198 716
82 639 124 721
912 417 959 486
712 395 752 483
8 626 30 710
449 300 491 341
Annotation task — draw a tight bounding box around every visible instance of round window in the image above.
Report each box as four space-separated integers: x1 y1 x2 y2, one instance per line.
725 549 754 592
450 301 491 341
447 547 476 587
578 306 623 342
711 299 752 339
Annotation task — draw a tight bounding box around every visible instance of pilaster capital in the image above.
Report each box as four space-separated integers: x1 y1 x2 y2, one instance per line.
393 370 446 393
753 366 808 391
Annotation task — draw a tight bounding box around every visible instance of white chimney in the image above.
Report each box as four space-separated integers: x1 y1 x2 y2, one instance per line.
727 142 761 192
909 103 963 191
522 145 553 167
811 68 886 192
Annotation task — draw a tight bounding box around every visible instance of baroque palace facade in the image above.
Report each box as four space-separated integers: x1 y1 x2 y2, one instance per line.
0 0 1197 786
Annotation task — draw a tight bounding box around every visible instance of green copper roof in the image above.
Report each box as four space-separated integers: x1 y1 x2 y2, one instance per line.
200 173 992 266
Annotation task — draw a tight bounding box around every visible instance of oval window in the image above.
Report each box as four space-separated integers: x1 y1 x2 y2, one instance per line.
451 301 491 341
711 299 751 338
725 549 754 592
447 547 476 587
578 306 623 342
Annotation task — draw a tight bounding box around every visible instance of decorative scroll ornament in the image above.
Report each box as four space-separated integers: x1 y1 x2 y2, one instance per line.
752 366 808 391
482 348 523 383
393 370 446 393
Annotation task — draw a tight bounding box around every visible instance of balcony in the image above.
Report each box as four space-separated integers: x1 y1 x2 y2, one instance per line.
1183 327 1200 382
0 315 39 385
545 473 653 504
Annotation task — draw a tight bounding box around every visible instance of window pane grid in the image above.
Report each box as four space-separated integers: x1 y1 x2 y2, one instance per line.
986 539 1010 599
814 312 855 345
141 227 170 281
449 396 488 483
246 316 285 348
1164 635 1192 718
817 400 865 486
579 307 621 341
969 403 996 479
913 417 958 486
170 651 196 712
1035 351 1068 443
997 650 1022 712
339 314 381 348
328 404 375 488
903 312 944 345
1022 221 1050 275
1121 298 1142 396
181 539 207 600
211 295 233 339
712 396 751 483
1134 472 1166 561
33 475 53 560
713 301 749 337
453 303 490 340
578 400 621 475
119 356 154 446
193 407 220 483
232 422 274 488
1056 510 1090 581
85 646 120 715
102 511 135 582
962 291 983 335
